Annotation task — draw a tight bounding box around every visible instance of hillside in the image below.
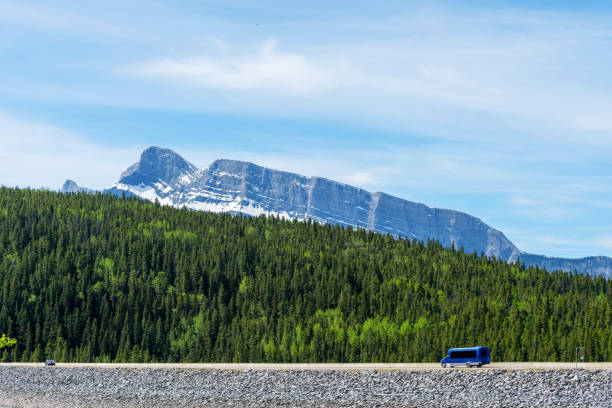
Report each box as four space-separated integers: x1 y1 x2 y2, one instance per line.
0 187 610 363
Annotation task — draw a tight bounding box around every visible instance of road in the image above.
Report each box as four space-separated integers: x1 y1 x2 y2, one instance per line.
1 362 611 370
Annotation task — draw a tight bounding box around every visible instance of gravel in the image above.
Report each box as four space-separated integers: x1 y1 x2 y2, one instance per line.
0 367 611 407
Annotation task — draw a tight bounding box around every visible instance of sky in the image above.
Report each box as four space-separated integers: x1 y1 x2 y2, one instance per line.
1 0 612 259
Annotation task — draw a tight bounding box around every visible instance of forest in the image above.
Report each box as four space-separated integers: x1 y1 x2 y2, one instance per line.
0 187 610 363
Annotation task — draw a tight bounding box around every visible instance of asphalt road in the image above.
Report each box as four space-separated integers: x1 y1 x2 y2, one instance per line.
1 362 611 370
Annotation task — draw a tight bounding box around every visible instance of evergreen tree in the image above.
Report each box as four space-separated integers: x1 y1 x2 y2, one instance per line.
0 187 610 362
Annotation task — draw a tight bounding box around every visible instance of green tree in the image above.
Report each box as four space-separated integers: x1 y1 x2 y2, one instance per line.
0 187 610 363
0 334 17 349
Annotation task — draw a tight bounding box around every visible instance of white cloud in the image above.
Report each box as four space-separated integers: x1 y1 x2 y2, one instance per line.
117 6 612 143
127 39 329 93
0 112 138 190
6 2 612 144
342 172 379 186
508 195 571 220
0 1 137 40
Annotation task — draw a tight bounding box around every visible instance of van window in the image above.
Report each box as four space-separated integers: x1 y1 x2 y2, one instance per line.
481 349 487 357
450 350 477 359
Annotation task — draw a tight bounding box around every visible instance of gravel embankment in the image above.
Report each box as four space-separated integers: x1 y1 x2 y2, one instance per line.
0 367 610 407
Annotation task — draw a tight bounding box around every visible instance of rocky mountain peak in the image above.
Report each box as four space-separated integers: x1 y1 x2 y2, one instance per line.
119 146 197 186
61 179 94 194
61 179 79 193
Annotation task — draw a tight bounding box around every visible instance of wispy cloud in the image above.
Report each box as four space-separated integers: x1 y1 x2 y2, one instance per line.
342 172 379 186
5 1 612 140
117 6 612 140
0 1 138 40
508 196 572 220
127 40 330 93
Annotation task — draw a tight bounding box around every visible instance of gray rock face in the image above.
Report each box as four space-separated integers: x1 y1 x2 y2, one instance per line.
60 179 94 194
66 146 612 278
120 146 198 187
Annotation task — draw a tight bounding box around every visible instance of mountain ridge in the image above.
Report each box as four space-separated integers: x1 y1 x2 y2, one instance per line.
61 146 612 278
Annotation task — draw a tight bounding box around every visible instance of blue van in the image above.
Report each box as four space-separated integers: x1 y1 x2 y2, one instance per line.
440 346 490 368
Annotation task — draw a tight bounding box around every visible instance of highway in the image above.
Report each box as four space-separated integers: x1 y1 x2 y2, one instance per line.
1 362 611 370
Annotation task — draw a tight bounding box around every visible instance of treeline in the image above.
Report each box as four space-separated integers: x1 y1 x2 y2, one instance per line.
0 187 610 363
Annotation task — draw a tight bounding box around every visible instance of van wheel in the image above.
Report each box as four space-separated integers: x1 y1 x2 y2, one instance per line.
466 362 472 368
441 363 447 368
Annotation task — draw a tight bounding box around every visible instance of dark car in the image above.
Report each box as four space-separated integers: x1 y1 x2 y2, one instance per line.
44 359 56 366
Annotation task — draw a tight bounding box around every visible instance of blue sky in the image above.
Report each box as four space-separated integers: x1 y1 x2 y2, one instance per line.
2 0 612 259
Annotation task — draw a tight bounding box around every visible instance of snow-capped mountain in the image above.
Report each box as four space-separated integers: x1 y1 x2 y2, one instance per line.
102 147 519 259
63 146 612 278
105 146 199 206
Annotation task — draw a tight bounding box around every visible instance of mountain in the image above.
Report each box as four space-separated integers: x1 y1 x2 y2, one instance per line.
63 146 612 278
518 254 612 278
60 179 94 194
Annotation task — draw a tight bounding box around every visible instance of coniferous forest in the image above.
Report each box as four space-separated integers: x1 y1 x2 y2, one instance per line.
0 187 610 363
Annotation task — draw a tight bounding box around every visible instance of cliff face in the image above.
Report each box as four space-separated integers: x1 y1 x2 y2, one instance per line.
170 157 520 260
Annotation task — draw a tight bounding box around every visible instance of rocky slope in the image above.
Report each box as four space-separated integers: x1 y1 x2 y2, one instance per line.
62 146 612 278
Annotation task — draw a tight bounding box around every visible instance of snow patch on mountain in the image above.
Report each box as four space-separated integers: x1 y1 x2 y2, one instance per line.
110 182 175 206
